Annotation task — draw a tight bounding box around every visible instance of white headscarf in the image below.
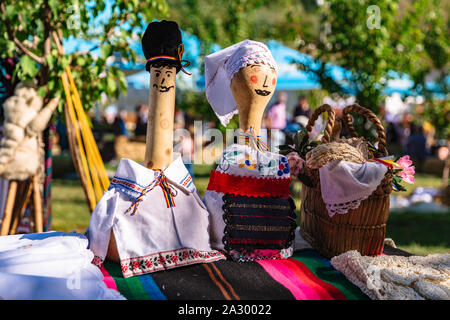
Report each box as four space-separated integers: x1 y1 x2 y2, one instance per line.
204 40 278 126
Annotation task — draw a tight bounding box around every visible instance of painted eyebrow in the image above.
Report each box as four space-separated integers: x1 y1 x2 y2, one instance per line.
165 70 173 74
250 64 262 69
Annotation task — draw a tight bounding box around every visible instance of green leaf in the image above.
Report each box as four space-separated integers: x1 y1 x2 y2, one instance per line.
100 44 113 59
37 87 47 98
4 4 17 19
19 55 38 78
106 76 117 93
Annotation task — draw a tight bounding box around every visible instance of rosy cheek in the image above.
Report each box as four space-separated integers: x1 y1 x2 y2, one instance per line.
250 75 258 84
272 78 277 85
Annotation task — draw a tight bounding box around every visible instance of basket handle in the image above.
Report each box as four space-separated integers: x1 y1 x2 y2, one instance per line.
305 104 336 143
342 103 388 157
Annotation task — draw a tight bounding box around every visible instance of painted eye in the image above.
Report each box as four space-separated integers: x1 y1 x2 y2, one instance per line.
250 75 258 84
155 72 160 77
272 78 276 85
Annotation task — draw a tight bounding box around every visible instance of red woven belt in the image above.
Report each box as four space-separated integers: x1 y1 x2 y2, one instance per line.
207 170 291 198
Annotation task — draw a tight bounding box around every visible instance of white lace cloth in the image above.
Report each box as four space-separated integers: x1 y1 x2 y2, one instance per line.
204 40 278 126
0 231 124 300
331 250 450 300
319 160 387 217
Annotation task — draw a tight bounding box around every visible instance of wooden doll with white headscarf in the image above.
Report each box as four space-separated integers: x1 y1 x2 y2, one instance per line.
203 40 297 262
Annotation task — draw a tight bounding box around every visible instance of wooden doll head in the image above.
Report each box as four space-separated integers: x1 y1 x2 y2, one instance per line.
141 20 186 170
144 63 177 170
230 62 277 134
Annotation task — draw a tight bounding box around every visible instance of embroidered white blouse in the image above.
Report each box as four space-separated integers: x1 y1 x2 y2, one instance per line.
86 156 224 278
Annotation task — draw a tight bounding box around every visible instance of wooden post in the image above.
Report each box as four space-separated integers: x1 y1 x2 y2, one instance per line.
230 63 277 136
1 181 18 236
9 180 33 235
32 174 43 233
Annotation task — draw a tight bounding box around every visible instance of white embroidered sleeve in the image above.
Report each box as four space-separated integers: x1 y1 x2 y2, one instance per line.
86 189 120 265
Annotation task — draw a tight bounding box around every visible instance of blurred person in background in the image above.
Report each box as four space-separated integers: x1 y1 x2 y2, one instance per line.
399 113 413 154
134 104 148 140
265 91 288 150
293 95 311 118
291 95 311 129
112 109 129 138
406 123 427 173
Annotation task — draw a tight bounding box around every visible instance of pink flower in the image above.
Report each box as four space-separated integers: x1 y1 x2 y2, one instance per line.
286 152 305 177
397 155 415 184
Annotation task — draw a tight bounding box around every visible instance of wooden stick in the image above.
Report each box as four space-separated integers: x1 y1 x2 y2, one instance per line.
9 179 33 234
32 174 43 233
1 181 18 236
144 65 177 169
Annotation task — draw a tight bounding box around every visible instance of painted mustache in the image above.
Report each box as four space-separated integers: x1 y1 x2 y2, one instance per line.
255 89 271 96
153 84 174 92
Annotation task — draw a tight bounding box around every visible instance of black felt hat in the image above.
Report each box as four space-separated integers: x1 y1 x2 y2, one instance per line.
142 20 183 73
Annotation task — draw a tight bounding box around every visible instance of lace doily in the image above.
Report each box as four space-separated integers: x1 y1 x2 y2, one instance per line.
331 250 450 300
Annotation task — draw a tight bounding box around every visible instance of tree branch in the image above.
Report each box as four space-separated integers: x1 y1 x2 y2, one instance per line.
12 38 45 64
75 14 129 56
0 2 45 65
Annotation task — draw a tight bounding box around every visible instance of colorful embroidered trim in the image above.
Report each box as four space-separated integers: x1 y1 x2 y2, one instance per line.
237 126 270 152
92 255 104 267
228 247 293 263
147 44 191 75
179 173 193 189
123 170 177 216
120 248 226 278
207 170 291 198
109 176 147 198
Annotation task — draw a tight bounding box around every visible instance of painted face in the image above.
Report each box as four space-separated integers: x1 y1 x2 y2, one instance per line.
151 66 176 93
247 63 277 96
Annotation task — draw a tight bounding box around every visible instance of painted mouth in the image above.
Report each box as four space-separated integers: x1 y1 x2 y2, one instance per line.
255 89 271 96
159 86 174 92
152 84 174 92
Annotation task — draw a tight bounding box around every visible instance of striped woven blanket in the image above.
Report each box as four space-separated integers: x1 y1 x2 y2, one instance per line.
100 250 369 300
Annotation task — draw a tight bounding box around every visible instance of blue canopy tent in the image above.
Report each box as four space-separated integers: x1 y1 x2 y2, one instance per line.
62 16 448 108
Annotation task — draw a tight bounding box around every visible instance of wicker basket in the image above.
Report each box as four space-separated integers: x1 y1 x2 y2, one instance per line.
299 104 393 259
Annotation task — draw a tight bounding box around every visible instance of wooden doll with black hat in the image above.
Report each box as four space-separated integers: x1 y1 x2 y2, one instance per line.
86 20 224 278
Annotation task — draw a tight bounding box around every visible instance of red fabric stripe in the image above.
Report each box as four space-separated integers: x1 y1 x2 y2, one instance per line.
279 259 333 300
287 258 347 300
207 170 290 198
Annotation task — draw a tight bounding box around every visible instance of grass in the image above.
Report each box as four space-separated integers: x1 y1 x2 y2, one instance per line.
50 179 90 234
50 166 449 256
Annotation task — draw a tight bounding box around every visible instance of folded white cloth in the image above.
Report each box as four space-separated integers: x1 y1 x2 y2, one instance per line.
204 40 278 126
0 232 92 277
319 160 387 217
0 271 124 300
331 250 450 300
0 231 124 300
86 155 225 278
